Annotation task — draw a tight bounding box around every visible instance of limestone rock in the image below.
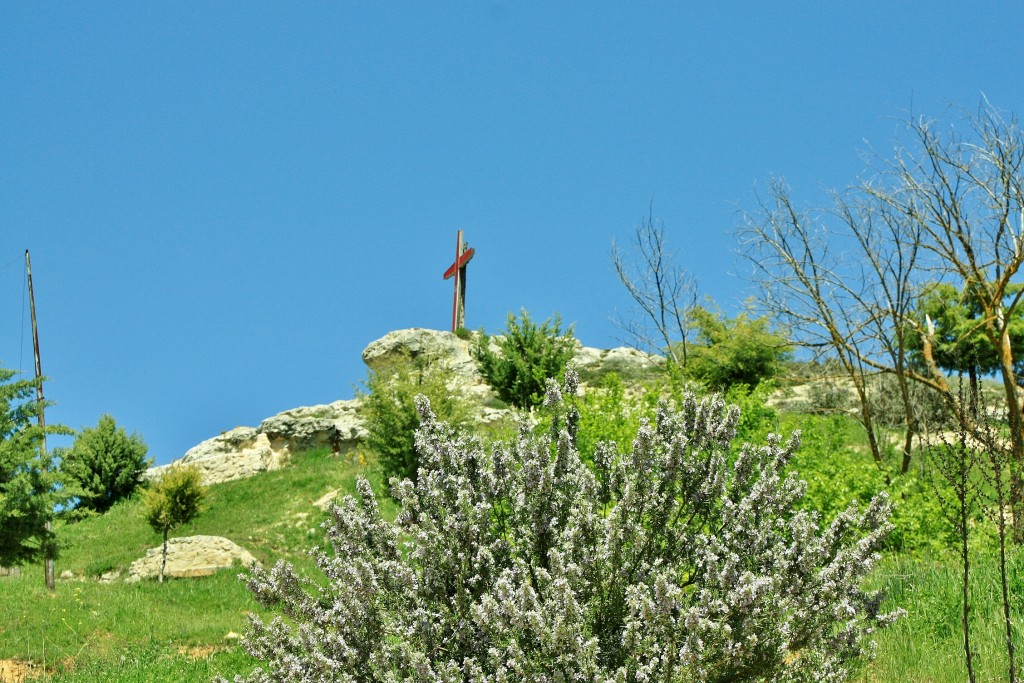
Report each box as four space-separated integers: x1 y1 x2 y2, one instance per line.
572 343 663 377
128 535 257 582
148 400 366 486
362 328 471 373
148 427 278 486
99 569 121 583
313 489 341 510
258 399 365 456
361 328 495 401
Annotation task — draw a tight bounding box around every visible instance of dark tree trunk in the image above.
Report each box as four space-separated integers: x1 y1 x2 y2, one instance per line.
159 528 168 583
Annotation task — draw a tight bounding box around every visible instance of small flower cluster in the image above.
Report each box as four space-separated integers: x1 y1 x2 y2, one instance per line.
226 370 900 682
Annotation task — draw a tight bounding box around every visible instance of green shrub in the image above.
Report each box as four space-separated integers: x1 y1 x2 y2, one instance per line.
724 380 780 445
143 465 205 582
685 306 792 390
472 310 576 409
571 372 658 464
359 352 472 486
783 413 953 553
61 414 152 515
232 370 900 681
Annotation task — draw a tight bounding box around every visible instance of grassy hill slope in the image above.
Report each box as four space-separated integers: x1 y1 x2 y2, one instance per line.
0 447 390 682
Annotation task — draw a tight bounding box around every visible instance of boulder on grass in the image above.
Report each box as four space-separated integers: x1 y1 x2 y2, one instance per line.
127 535 257 582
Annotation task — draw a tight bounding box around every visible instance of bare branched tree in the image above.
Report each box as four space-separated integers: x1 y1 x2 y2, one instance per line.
740 180 893 468
833 190 926 473
742 101 1024 537
869 104 1024 537
612 214 698 370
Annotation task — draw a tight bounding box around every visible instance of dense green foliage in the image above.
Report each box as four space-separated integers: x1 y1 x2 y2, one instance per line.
473 310 576 409
62 414 152 515
909 282 1024 378
143 466 205 539
571 372 656 464
684 306 792 389
359 352 472 485
0 365 70 567
781 413 953 554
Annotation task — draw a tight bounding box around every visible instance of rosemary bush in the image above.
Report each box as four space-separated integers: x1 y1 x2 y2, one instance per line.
228 370 900 682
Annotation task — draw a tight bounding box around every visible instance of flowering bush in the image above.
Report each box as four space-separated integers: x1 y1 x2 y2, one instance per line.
226 370 899 682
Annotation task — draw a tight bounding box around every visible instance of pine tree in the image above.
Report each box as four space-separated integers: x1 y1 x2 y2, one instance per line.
0 365 70 567
63 414 151 514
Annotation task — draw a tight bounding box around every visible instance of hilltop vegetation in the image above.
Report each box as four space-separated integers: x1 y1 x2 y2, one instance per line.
0 351 1021 681
6 102 1024 681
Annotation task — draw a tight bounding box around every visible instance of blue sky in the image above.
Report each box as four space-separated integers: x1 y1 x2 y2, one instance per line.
3 2 1023 465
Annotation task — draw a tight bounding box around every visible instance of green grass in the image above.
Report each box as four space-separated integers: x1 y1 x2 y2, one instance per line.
0 447 390 681
0 570 257 677
854 550 1024 682
57 447 393 577
46 644 256 683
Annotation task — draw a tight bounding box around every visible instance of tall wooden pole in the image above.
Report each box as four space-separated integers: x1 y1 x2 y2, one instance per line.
25 250 54 591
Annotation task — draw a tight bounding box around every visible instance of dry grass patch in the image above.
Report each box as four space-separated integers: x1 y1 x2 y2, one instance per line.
0 659 39 683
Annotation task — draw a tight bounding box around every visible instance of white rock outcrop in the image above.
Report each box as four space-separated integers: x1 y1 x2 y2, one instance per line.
148 399 366 486
127 535 257 582
148 426 277 485
258 400 366 455
361 327 496 401
151 328 663 486
572 343 663 376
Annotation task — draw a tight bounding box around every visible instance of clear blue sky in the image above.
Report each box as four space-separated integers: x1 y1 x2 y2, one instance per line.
3 2 1023 465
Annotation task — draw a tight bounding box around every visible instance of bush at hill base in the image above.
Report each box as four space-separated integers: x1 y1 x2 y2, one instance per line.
225 370 901 683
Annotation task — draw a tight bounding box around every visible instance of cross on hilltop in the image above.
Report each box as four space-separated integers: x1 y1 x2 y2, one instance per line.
443 230 475 332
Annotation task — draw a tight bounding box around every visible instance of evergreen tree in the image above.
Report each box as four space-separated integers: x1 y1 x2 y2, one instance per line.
0 365 70 567
473 310 576 409
63 414 151 514
908 282 1024 408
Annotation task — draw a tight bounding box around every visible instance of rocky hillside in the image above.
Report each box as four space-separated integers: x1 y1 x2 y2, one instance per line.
150 328 661 486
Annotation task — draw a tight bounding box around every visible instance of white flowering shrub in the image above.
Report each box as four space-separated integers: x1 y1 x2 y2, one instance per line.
226 370 900 683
